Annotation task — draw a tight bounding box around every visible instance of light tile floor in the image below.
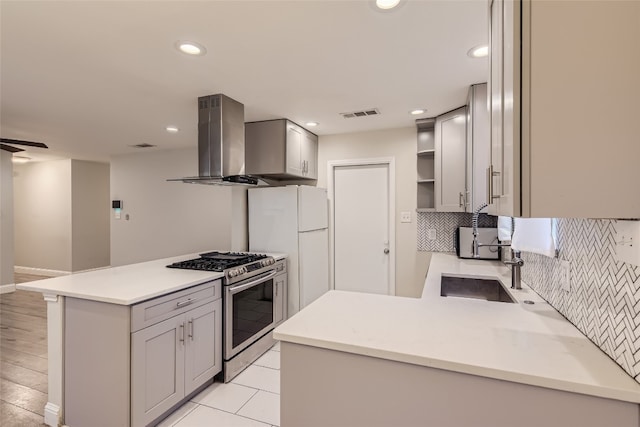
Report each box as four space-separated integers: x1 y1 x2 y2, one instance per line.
158 343 282 427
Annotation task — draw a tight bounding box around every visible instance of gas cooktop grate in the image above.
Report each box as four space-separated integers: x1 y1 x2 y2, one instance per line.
166 252 268 272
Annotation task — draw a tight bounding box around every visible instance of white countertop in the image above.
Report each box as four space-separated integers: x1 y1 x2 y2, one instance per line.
274 253 640 404
17 251 287 306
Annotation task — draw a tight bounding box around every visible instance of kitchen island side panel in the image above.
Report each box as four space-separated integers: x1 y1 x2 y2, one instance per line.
281 342 639 427
65 298 131 427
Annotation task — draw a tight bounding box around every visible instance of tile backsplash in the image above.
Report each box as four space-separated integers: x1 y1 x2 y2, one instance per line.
519 218 640 382
418 214 640 383
417 212 497 252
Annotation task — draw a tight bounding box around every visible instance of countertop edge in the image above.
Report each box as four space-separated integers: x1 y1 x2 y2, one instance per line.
15 275 222 305
274 253 640 404
15 251 287 306
273 331 640 404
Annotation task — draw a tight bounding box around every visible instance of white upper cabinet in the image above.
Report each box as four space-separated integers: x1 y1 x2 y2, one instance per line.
467 83 490 212
488 0 640 218
435 107 467 212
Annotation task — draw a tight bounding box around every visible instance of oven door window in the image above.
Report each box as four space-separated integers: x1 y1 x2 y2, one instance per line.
232 279 274 349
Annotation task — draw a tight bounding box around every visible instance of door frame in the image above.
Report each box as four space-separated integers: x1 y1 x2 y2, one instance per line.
327 158 396 295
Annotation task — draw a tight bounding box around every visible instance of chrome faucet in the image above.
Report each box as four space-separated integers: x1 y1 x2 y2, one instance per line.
504 251 524 290
471 205 524 290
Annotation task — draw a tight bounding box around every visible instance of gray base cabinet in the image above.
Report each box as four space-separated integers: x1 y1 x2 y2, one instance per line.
131 300 221 427
274 268 287 326
64 280 222 427
132 314 185 427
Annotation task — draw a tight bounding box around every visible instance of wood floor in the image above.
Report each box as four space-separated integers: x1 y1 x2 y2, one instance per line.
1 274 50 427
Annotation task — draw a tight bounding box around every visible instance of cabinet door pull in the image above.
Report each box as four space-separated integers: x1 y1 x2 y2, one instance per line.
459 192 464 208
487 165 501 201
487 166 492 202
176 298 194 308
275 282 278 297
179 322 185 344
188 319 194 340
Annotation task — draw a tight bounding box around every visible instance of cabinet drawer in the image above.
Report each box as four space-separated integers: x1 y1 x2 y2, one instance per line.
131 280 221 332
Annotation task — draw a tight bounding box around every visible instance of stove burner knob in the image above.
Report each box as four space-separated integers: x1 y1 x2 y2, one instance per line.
229 269 239 277
241 267 248 274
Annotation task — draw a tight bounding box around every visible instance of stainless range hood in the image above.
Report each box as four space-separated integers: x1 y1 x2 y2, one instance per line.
172 94 263 186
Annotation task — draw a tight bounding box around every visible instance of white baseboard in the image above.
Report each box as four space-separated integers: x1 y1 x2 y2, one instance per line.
0 283 16 294
44 402 61 427
14 266 70 277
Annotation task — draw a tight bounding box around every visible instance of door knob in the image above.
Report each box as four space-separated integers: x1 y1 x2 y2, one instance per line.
384 248 390 254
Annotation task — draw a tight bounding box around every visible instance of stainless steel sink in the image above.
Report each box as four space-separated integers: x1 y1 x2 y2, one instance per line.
440 275 515 303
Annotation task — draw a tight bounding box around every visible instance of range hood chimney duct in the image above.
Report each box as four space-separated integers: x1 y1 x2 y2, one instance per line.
172 94 262 185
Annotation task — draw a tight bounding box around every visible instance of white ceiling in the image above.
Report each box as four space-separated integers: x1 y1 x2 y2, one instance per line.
0 0 488 163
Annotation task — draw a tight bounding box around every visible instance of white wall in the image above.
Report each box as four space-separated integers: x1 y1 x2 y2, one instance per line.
0 151 15 287
318 127 430 298
110 148 247 267
71 160 110 271
14 159 73 273
13 159 111 274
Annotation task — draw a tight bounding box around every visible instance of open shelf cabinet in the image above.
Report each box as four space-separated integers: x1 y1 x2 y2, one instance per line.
416 118 436 211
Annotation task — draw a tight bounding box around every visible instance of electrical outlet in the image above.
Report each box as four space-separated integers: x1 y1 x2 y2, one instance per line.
400 211 411 223
428 229 437 240
615 220 640 267
560 260 571 292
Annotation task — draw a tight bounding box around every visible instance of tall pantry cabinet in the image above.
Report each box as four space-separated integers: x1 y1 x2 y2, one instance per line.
488 0 640 218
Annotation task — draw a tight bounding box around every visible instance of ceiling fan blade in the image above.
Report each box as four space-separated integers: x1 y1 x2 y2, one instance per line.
0 138 48 149
0 143 25 153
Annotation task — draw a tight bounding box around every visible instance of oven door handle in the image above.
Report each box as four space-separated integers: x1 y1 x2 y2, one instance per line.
228 270 278 295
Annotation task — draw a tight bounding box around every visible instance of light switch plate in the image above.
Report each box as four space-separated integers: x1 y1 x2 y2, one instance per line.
560 260 571 292
428 229 437 240
400 211 411 223
615 220 640 267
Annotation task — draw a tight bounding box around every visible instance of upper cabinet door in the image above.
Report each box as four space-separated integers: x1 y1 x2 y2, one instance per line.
301 130 318 179
467 83 490 211
489 0 640 218
285 124 303 177
488 0 519 217
435 107 467 212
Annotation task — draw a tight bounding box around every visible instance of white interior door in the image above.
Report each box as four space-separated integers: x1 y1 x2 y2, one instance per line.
333 163 392 295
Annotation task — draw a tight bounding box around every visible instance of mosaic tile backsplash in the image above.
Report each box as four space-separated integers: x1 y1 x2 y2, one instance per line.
417 212 497 252
520 218 640 382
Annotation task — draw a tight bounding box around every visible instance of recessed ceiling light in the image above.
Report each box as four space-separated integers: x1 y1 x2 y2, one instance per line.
165 126 179 133
12 155 31 164
305 122 319 127
376 0 401 10
410 109 427 115
176 41 207 56
468 45 488 58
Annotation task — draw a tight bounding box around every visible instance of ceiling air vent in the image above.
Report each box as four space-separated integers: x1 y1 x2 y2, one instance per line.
340 108 380 119
130 143 157 148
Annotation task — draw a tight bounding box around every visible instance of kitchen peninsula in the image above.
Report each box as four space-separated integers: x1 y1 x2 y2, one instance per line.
17 252 286 427
274 254 640 427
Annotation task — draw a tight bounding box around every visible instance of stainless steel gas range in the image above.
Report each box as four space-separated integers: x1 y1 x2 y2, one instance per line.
168 251 287 382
